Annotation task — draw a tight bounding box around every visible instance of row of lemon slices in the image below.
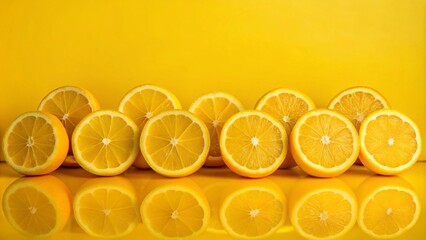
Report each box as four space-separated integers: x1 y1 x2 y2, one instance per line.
2 85 422 177
2 174 420 239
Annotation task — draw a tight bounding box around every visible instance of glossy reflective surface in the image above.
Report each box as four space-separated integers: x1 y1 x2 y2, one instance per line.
1 162 425 239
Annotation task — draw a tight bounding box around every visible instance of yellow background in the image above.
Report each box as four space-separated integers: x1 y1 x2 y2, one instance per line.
0 0 425 160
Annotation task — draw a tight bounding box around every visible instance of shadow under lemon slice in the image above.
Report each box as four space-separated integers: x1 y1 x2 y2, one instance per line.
357 176 421 239
202 181 228 234
2 175 71 238
219 179 287 239
140 178 210 239
73 177 139 238
289 178 357 240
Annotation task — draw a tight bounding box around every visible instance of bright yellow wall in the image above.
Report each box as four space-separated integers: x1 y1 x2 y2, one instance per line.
1 0 425 160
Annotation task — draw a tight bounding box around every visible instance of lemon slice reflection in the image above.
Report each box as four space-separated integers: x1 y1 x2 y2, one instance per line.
2 175 71 238
219 179 287 239
357 176 421 239
73 177 138 238
289 178 357 240
140 178 210 239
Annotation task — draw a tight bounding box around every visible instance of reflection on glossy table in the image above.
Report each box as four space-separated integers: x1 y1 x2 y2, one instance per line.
1 162 425 240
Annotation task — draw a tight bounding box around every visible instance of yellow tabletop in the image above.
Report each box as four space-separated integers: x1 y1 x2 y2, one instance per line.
1 162 425 239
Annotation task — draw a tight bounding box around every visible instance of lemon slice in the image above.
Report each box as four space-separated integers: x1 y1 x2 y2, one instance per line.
220 110 287 178
359 109 421 175
140 110 210 177
289 178 357 240
255 88 315 168
220 179 286 239
140 179 210 238
357 176 421 239
328 86 390 130
189 92 244 167
2 111 69 175
291 109 359 177
2 176 71 238
73 177 138 238
72 110 139 176
118 85 181 169
38 86 100 160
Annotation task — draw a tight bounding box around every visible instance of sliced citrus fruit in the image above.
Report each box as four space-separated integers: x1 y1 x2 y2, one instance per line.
189 92 244 167
118 85 181 169
290 109 359 177
220 179 286 239
2 175 71 238
220 110 287 178
38 86 100 161
140 178 210 238
72 110 139 176
140 110 210 177
359 109 421 175
328 86 389 130
73 177 138 238
2 111 69 175
289 178 357 240
357 176 421 238
255 88 316 169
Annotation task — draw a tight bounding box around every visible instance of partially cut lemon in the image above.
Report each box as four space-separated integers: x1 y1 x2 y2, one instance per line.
38 86 100 162
359 109 421 175
2 111 69 175
220 110 287 178
2 175 71 238
189 92 244 167
140 178 210 238
220 179 286 239
140 110 210 177
255 88 316 169
291 109 359 177
328 86 389 130
357 176 421 239
72 110 139 176
118 85 181 169
289 178 357 240
73 177 138 238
